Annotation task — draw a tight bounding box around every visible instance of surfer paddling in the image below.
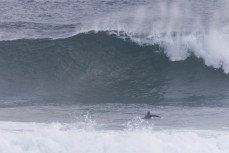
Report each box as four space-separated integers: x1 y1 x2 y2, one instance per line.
143 111 160 119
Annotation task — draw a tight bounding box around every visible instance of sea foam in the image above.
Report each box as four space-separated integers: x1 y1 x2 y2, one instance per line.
0 121 229 153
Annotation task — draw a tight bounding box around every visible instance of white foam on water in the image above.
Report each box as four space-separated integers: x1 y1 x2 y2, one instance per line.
0 121 229 153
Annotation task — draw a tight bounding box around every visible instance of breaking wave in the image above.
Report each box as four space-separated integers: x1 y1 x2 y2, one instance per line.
0 31 229 105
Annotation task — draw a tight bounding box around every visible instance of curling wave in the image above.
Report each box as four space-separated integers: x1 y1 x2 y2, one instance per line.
0 31 229 106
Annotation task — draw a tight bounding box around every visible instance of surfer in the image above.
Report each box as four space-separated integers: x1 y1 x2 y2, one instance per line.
143 111 160 119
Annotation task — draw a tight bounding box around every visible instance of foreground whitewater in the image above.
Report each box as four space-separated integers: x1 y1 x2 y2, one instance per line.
1 121 229 153
0 104 229 153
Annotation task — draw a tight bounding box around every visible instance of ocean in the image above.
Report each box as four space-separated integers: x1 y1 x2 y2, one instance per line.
1 0 229 152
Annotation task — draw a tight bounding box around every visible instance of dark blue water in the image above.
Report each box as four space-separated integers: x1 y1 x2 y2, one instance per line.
0 32 228 107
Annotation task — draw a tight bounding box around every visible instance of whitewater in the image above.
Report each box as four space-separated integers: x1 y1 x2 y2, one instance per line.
1 0 229 153
1 104 229 153
1 122 229 153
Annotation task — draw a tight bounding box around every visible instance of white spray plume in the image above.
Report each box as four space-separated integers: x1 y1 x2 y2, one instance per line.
80 0 229 73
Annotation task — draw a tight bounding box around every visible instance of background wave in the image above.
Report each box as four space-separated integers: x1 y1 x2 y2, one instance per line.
0 31 228 106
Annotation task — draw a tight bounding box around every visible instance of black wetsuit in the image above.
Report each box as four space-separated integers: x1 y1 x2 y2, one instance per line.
143 113 160 119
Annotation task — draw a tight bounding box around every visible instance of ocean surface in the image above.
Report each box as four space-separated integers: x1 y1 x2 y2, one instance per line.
1 0 229 152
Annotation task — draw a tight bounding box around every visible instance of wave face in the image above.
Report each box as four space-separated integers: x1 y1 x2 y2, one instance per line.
0 32 229 106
